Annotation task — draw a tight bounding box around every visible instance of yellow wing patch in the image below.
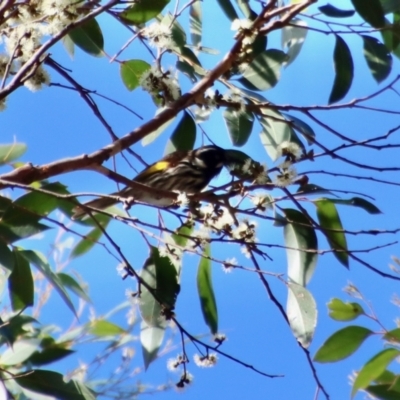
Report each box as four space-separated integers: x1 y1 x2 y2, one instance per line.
135 161 170 181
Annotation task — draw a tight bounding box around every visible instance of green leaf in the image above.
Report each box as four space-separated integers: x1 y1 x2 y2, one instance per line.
384 328 400 343
0 338 41 365
287 283 317 348
162 13 187 48
0 143 27 165
29 346 75 366
329 35 354 104
15 370 96 400
282 113 316 145
362 35 392 82
140 320 165 370
259 110 304 161
89 320 125 336
121 0 170 25
197 244 218 334
68 18 104 57
216 0 238 20
351 0 385 27
120 59 151 91
189 1 202 48
318 4 355 18
139 246 179 326
380 17 400 53
240 49 289 91
138 247 175 369
314 326 372 362
223 108 254 147
0 315 38 347
2 182 64 226
0 241 13 272
171 221 194 248
71 221 109 259
0 220 50 244
366 383 400 400
8 249 34 311
281 19 308 66
142 108 176 146
297 184 334 196
20 250 76 316
314 199 349 268
328 298 365 321
328 196 382 214
57 272 91 303
380 0 400 14
352 349 400 397
62 34 75 58
283 208 318 287
164 111 196 155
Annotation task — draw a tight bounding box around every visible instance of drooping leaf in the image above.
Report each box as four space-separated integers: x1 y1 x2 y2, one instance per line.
362 35 392 83
190 1 202 48
68 18 104 57
351 0 385 28
164 111 196 154
329 35 354 104
314 199 349 268
223 108 254 147
0 241 13 272
287 283 317 348
142 108 176 146
20 250 76 316
197 244 218 334
352 349 400 398
216 0 238 20
71 219 110 259
171 221 194 248
281 19 308 66
240 49 289 91
8 249 34 311
162 13 187 48
141 320 165 370
120 60 151 91
259 110 305 161
57 272 91 303
328 298 365 321
120 0 170 25
314 326 372 362
283 208 318 287
15 369 96 400
0 143 27 165
281 113 316 145
139 246 180 325
318 4 355 18
328 196 382 214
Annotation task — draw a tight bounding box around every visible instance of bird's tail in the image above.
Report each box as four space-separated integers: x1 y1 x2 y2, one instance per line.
72 196 118 220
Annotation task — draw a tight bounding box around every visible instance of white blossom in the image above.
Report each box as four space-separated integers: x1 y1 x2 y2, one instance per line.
142 22 173 49
278 141 302 160
193 353 218 368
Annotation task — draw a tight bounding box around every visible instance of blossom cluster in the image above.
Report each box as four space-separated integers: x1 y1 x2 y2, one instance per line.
0 0 86 101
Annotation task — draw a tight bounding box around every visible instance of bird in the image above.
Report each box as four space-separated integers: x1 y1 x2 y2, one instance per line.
72 145 227 219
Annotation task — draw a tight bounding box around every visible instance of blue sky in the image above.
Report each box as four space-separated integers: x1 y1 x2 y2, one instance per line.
2 1 400 399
